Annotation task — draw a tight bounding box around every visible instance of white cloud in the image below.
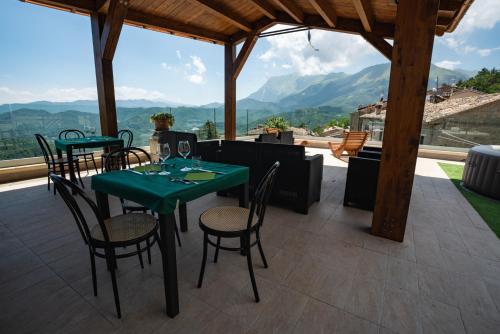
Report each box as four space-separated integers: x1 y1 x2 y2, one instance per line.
176 50 182 59
435 60 462 70
454 0 500 34
185 56 207 84
258 27 377 75
0 86 168 104
281 64 292 69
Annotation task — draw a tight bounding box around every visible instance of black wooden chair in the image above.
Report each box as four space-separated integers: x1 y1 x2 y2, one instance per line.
197 162 280 302
101 129 133 172
104 146 182 247
50 173 160 318
35 133 84 194
59 129 98 174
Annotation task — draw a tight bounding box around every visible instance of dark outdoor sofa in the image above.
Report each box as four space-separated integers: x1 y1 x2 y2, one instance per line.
197 140 323 214
255 131 294 145
343 149 381 210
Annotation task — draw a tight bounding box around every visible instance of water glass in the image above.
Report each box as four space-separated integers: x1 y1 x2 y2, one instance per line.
192 155 202 170
178 140 191 159
158 143 171 166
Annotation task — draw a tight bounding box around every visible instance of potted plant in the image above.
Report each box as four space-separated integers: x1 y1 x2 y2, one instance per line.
264 116 288 134
150 112 175 131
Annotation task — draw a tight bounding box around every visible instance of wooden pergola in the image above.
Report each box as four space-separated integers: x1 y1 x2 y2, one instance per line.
24 0 473 242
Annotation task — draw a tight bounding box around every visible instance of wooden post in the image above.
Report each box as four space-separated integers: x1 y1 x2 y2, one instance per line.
90 0 127 137
371 0 440 242
224 43 236 140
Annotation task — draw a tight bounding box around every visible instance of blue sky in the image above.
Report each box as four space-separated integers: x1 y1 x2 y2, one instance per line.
1 0 499 105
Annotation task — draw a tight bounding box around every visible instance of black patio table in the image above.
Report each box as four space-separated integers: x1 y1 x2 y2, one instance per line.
55 136 124 184
91 158 249 318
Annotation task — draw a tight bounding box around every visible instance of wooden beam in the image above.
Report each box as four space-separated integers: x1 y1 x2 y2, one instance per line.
352 0 375 32
91 12 118 137
274 0 304 23
308 0 337 27
100 0 127 60
230 17 275 44
191 0 252 32
248 0 276 19
360 31 392 60
95 0 107 11
439 0 463 12
224 43 237 140
371 0 440 242
233 34 258 80
275 12 395 38
125 10 228 44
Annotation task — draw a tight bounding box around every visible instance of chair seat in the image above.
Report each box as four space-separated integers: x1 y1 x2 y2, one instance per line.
91 213 157 243
200 206 258 233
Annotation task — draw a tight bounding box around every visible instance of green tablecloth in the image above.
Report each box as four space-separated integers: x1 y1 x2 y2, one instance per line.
55 136 123 151
91 158 249 214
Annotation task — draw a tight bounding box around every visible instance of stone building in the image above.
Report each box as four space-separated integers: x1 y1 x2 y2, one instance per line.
353 93 500 147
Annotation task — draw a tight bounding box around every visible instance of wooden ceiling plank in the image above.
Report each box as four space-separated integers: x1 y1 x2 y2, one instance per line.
229 17 275 44
95 0 107 11
274 0 304 23
191 0 252 32
247 0 276 19
125 9 228 44
100 0 128 60
439 0 463 12
233 33 258 80
352 0 374 32
360 31 392 60
308 0 338 28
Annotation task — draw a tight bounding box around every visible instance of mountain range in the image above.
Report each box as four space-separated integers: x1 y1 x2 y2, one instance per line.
0 63 473 116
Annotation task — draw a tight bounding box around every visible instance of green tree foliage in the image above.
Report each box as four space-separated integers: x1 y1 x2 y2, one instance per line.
264 116 289 131
199 120 218 139
327 116 350 128
457 68 500 93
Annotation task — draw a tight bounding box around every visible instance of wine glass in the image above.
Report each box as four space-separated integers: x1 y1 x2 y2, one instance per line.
157 143 171 174
178 140 191 171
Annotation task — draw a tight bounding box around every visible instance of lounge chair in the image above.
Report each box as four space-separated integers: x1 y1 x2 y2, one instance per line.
328 131 369 159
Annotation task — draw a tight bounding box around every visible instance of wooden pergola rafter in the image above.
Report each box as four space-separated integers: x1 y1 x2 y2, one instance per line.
23 0 474 246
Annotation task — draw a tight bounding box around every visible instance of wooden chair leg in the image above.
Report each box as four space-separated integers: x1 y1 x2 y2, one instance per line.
245 236 260 302
213 236 221 263
75 162 84 188
108 259 121 318
90 250 97 296
136 243 144 269
256 230 268 268
91 154 98 173
146 238 152 264
197 233 208 288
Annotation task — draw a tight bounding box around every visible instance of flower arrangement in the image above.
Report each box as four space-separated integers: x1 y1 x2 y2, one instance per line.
150 112 175 130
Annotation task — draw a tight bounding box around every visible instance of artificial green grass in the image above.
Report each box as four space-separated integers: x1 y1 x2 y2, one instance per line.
439 162 500 238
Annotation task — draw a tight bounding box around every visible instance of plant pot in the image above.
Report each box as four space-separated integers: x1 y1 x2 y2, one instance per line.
154 119 171 131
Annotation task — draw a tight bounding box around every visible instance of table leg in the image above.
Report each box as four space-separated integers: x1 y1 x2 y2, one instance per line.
67 146 77 185
57 148 65 178
238 182 249 208
158 213 179 318
95 191 110 219
179 202 188 232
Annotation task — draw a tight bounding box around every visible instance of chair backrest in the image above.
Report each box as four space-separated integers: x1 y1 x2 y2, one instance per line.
59 129 85 140
247 161 280 230
49 173 111 245
118 129 134 148
104 147 151 172
34 133 56 166
257 133 280 144
342 131 369 151
278 131 294 145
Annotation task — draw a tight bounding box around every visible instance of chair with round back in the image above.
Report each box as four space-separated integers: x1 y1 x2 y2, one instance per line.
49 173 160 318
104 146 182 247
101 129 134 172
35 133 84 193
59 129 98 174
197 161 280 302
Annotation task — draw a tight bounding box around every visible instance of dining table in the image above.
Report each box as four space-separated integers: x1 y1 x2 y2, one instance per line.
54 135 124 185
91 158 249 318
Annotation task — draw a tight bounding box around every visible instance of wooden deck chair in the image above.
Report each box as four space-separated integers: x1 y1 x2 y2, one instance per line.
328 131 368 159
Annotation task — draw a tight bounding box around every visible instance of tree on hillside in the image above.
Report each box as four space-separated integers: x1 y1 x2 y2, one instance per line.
457 68 500 93
200 120 218 139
